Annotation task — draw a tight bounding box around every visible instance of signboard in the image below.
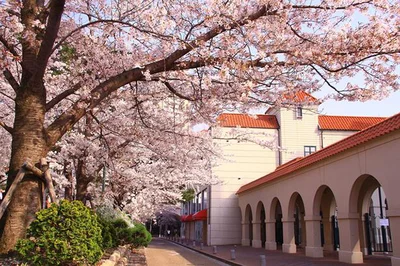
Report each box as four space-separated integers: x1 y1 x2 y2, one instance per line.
380 218 389 226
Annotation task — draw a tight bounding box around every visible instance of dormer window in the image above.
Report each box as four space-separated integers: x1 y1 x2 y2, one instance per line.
296 106 303 119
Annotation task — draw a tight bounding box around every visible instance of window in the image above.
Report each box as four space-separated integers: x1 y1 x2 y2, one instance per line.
296 106 303 119
304 146 316 156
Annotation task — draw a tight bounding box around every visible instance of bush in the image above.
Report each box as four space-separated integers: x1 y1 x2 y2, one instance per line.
96 206 152 248
97 217 118 249
121 223 152 248
16 200 103 266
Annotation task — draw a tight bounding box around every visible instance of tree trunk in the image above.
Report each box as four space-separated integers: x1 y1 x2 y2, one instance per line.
75 159 93 202
0 87 48 253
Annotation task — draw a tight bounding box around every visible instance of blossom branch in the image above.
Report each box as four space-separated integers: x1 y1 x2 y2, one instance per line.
46 5 275 145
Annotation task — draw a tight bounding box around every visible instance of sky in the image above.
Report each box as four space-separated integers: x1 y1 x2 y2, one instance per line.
318 90 400 117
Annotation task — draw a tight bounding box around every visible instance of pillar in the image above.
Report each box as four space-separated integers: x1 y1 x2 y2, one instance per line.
304 215 324 258
337 212 363 264
252 222 262 248
388 211 400 266
282 218 296 253
265 219 277 250
242 222 251 246
322 216 333 250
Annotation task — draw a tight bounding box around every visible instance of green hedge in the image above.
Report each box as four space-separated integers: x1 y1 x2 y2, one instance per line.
16 200 103 266
98 217 152 248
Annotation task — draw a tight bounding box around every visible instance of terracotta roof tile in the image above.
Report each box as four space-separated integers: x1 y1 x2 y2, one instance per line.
237 112 400 194
217 113 279 129
282 91 319 104
319 115 386 131
275 157 303 171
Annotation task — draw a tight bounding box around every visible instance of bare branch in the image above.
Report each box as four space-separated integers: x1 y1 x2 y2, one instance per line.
46 82 81 111
292 1 373 10
35 0 65 81
162 81 195 101
3 69 20 91
0 35 19 57
52 19 174 55
0 122 13 134
309 64 346 97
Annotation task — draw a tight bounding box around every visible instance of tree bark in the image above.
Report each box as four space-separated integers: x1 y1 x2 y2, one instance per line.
0 86 48 253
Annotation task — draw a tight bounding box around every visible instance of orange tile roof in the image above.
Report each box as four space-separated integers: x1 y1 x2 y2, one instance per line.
319 115 386 131
217 113 279 129
275 157 303 171
237 112 400 194
282 91 319 104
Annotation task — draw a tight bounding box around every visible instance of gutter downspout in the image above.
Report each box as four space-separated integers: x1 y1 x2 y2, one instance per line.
277 127 282 166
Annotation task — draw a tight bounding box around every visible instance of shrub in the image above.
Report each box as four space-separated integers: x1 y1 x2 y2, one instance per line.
96 206 152 248
97 217 118 249
122 223 152 248
16 200 103 266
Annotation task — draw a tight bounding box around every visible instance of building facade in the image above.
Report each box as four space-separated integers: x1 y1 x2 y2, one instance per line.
237 112 400 265
181 92 388 249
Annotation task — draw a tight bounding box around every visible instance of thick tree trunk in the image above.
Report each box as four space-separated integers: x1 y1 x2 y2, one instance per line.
75 159 93 202
0 88 48 253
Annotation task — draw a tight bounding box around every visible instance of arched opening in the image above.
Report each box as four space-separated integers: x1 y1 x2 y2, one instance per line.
256 201 266 248
313 185 339 252
244 204 253 247
289 193 306 248
350 175 392 255
270 198 283 248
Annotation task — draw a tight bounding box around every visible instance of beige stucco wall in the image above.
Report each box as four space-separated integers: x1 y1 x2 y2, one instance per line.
238 129 400 265
275 106 320 163
209 127 278 245
321 130 357 148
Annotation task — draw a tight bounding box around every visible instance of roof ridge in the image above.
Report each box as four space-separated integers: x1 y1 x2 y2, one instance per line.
319 114 387 118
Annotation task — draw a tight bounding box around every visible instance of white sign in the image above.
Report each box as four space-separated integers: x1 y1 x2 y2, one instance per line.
380 218 389 226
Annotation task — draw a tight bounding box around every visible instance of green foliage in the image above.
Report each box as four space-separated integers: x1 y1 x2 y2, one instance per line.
97 217 118 249
16 200 103 266
59 44 77 64
117 223 152 248
181 188 195 202
97 213 151 249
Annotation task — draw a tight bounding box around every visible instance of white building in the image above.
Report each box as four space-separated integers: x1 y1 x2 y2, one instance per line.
181 91 387 247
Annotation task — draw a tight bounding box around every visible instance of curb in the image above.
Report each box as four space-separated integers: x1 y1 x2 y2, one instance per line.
164 238 244 266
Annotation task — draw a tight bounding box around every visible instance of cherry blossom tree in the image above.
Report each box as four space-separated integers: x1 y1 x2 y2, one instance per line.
0 0 399 251
49 89 216 220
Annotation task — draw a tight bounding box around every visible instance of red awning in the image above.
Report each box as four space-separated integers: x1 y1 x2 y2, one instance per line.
193 209 207 221
181 214 194 222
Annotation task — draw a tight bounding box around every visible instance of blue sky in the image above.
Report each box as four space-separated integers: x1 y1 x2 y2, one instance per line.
318 90 400 117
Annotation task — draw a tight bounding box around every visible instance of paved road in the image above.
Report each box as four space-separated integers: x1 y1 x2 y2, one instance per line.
145 238 229 266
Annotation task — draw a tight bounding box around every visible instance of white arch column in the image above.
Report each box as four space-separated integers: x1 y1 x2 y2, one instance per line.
282 218 296 253
241 221 251 246
337 212 363 264
304 215 324 258
265 219 277 250
388 210 400 266
252 222 262 248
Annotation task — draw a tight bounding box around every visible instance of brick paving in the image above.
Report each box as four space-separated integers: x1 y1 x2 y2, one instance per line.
163 238 392 266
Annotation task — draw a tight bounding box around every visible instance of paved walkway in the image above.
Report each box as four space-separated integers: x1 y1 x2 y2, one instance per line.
161 238 392 266
145 238 229 266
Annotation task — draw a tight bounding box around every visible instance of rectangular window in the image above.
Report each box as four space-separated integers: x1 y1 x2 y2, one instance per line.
304 146 316 156
296 106 303 119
